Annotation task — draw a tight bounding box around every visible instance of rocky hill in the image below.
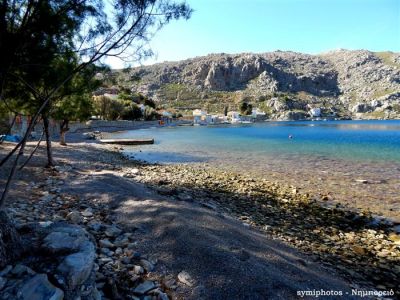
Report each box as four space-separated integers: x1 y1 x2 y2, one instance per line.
113 50 400 120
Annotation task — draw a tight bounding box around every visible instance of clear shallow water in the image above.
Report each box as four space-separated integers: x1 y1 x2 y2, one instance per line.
109 120 400 221
111 120 400 163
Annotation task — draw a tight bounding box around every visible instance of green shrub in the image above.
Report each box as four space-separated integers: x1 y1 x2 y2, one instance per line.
239 102 253 115
121 102 143 120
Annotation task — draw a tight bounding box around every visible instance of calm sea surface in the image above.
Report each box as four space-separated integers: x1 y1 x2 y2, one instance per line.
110 120 400 220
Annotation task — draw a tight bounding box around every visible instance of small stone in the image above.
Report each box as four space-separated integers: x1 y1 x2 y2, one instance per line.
11 264 35 276
133 265 144 275
20 274 64 300
0 265 12 276
121 257 131 264
140 259 155 272
96 282 105 289
134 281 156 295
52 215 64 222
393 225 400 234
105 226 122 238
38 221 53 228
355 179 369 184
96 272 106 281
177 271 194 287
157 292 169 300
127 275 139 285
81 208 94 217
163 278 176 290
388 233 400 244
98 258 113 264
100 248 113 256
126 243 137 250
67 211 83 224
88 222 103 232
377 251 389 258
129 168 140 174
40 194 55 202
352 245 366 255
114 237 130 248
99 239 114 248
0 277 7 290
376 284 386 290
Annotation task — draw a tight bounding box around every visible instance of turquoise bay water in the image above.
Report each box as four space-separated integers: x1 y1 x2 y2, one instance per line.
111 120 400 164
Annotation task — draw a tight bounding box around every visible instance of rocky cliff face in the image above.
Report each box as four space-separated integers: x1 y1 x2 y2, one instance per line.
115 50 400 119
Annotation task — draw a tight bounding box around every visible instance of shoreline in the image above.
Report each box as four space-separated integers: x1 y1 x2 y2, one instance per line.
122 154 400 226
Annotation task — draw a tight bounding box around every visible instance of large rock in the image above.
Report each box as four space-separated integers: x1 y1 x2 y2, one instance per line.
351 103 371 113
19 274 64 300
57 251 95 290
43 231 86 254
281 110 308 120
41 223 97 300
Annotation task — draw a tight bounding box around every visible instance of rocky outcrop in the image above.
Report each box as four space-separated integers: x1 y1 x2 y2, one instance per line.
116 50 400 119
129 52 341 96
0 222 99 300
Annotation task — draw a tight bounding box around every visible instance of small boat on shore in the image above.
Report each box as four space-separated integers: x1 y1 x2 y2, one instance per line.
99 138 154 145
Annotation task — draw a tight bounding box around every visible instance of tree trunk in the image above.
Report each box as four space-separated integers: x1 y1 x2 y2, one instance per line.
0 211 22 269
42 115 55 167
59 119 69 146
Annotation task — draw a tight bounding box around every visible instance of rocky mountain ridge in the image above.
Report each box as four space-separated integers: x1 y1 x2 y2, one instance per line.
114 50 400 119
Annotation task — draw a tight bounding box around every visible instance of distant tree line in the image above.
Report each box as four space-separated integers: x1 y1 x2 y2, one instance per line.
92 91 159 121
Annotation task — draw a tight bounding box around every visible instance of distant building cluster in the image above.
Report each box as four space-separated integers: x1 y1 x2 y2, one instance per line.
192 108 267 125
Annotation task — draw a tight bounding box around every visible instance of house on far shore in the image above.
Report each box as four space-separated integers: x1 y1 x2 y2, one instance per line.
193 109 207 125
309 107 322 118
227 111 241 123
103 93 118 100
210 114 227 124
161 111 173 118
159 110 173 124
252 108 266 120
138 104 146 113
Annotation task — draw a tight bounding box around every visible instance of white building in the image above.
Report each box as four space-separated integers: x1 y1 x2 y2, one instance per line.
252 108 266 118
193 109 207 125
205 114 213 124
309 108 321 117
138 104 146 113
227 111 241 123
210 114 227 124
161 111 173 118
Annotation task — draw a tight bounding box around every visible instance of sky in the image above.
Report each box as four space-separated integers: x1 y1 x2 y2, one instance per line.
107 0 400 68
